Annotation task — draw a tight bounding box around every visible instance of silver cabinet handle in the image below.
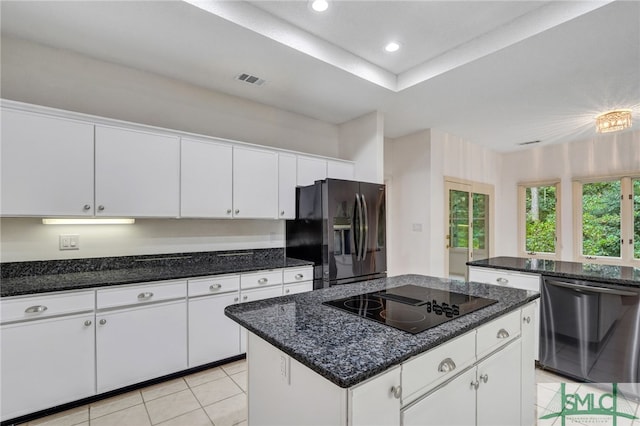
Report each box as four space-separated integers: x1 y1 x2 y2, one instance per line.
496 328 510 339
243 295 248 301
280 210 285 216
294 274 304 280
234 297 239 302
480 373 489 383
471 380 480 390
437 357 457 373
523 316 531 324
226 209 232 214
258 278 268 284
84 320 92 326
99 319 107 325
98 205 105 211
496 277 509 284
235 209 240 214
285 289 290 294
137 292 154 300
83 204 91 211
24 305 47 314
390 385 402 399
209 284 222 291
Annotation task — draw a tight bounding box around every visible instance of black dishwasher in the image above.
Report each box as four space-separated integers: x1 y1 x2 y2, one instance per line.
539 277 640 388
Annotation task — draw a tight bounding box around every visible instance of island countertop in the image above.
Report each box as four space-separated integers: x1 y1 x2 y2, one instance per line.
467 256 640 287
224 274 539 388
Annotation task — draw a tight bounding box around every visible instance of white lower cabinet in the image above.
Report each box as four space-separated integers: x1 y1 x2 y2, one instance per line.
0 313 95 421
350 367 401 426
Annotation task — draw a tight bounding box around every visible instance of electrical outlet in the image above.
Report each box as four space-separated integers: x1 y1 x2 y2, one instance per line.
59 234 79 250
280 354 290 384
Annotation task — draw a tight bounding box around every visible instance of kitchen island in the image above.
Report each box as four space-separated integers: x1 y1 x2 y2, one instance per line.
225 274 539 426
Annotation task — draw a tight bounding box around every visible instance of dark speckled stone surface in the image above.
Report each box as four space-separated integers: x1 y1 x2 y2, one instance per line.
224 274 539 388
0 249 312 297
468 256 640 287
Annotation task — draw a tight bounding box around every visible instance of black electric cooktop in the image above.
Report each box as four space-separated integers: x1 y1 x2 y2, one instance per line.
323 284 498 334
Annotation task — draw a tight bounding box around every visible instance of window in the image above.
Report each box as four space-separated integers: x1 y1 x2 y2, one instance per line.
518 182 560 258
574 176 639 265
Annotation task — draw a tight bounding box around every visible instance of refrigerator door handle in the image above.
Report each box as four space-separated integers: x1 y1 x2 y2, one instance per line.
354 193 363 261
361 194 369 261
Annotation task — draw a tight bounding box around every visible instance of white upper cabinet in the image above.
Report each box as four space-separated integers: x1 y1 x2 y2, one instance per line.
327 159 355 181
95 126 180 217
278 153 297 219
1 109 94 216
180 138 233 218
297 156 327 186
233 146 278 219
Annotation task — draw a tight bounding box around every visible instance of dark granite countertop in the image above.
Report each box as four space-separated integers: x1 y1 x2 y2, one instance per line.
467 256 640 287
0 249 313 297
224 274 539 388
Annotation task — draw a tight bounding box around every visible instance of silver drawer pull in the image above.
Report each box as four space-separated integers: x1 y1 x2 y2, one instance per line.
258 278 268 284
285 289 290 294
99 319 107 325
24 305 47 314
480 373 489 383
523 316 531 324
294 274 304 280
84 320 92 327
390 385 402 399
496 277 509 284
471 380 480 390
137 292 154 300
209 284 222 291
496 328 510 339
437 357 457 373
243 295 248 301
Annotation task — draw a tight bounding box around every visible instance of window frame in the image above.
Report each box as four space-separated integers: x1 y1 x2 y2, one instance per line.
572 174 639 266
517 180 561 260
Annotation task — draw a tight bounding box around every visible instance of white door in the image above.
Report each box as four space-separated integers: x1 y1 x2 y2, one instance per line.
96 301 187 393
1 109 94 216
297 156 327 186
95 126 180 217
188 292 241 367
180 138 233 218
233 146 278 219
476 341 522 426
350 366 401 426
278 153 297 219
1 314 95 421
401 367 476 426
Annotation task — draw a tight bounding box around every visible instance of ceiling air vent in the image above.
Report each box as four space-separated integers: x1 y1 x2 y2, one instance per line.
235 73 266 87
517 140 541 146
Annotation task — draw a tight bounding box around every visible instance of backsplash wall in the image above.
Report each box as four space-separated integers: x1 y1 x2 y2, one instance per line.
0 218 284 262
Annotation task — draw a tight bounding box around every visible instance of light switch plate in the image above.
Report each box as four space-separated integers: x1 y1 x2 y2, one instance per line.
59 234 79 250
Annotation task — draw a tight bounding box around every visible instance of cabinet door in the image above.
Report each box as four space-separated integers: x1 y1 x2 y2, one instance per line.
477 340 522 426
402 367 476 426
95 126 180 217
1 314 95 421
297 156 327 186
233 146 278 219
180 138 233 218
350 366 401 426
239 285 283 353
189 292 241 367
520 303 536 426
1 109 94 216
96 301 187 393
327 160 355 181
278 153 297 219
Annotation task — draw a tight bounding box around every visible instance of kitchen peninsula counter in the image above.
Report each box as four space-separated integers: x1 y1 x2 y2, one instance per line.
468 256 640 287
225 274 538 388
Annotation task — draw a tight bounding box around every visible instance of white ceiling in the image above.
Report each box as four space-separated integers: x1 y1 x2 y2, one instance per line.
1 0 638 152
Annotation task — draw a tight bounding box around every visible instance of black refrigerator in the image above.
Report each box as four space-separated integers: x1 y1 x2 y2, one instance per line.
285 179 387 289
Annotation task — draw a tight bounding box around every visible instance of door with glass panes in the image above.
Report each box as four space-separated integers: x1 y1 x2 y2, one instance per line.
445 180 493 280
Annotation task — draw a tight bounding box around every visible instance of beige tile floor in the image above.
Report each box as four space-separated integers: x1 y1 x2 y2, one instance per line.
18 362 640 426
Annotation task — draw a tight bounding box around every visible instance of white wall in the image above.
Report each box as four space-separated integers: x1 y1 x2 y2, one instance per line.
338 111 385 184
0 218 284 262
498 130 640 260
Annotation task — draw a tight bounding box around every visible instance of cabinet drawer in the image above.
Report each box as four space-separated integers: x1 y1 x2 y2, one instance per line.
401 331 476 405
188 274 240 297
240 270 283 289
283 281 313 296
469 267 540 292
1 291 94 323
97 280 186 309
283 267 313 284
240 286 283 303
476 309 520 359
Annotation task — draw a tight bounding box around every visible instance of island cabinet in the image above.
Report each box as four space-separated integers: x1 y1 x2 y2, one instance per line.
245 303 535 426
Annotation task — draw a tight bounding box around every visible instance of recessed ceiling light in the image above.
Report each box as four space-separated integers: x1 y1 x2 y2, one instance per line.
384 42 400 53
310 0 328 12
